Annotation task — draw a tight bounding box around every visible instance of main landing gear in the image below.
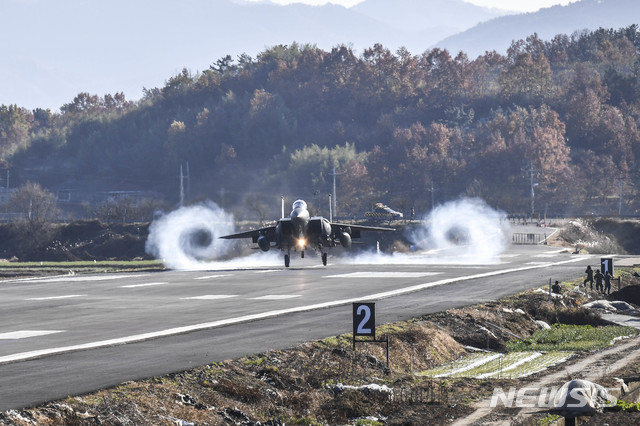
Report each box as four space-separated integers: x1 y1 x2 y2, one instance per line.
283 251 326 267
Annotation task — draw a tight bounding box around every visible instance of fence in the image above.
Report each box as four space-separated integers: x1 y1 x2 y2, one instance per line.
393 380 449 404
512 233 546 245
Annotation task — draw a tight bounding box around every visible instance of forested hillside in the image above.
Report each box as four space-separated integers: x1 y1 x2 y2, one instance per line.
3 26 640 218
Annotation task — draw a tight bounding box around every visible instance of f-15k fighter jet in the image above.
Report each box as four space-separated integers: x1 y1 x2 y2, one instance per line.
221 199 394 267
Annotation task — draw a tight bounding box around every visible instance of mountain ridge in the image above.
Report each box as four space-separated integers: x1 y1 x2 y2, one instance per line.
3 0 638 110
0 0 506 110
435 0 640 57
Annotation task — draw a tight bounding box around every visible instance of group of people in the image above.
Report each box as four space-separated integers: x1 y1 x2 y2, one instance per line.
583 265 614 295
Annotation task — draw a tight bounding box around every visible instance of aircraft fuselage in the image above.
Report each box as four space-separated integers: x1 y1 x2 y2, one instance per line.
221 198 394 267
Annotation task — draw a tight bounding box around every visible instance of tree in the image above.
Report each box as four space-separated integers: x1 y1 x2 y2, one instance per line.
500 51 553 104
7 182 60 247
0 105 32 157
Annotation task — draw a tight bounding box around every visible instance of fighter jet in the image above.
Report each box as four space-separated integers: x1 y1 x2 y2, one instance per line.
220 199 394 267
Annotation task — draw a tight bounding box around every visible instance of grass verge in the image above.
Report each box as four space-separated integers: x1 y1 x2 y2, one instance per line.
506 324 637 352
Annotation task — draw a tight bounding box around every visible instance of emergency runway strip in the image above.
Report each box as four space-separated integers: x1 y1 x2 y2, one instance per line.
0 256 587 366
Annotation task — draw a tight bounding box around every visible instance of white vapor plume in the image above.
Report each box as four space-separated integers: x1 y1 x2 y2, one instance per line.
341 198 510 265
145 201 280 270
410 198 510 262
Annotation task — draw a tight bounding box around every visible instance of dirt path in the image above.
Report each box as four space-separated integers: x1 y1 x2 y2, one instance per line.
454 316 640 425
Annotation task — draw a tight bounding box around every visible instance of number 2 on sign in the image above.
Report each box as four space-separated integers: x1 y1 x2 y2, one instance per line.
357 305 371 334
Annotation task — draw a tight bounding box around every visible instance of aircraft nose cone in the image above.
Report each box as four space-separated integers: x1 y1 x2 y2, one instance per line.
291 207 310 222
291 206 310 237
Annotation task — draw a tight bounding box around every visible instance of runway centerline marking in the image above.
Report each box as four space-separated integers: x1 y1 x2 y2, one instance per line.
180 295 238 300
251 295 301 300
0 330 64 340
194 275 232 280
25 295 86 301
120 282 169 288
324 272 441 278
0 256 586 365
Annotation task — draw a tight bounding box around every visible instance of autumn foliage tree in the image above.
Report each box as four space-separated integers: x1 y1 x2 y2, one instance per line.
4 26 640 218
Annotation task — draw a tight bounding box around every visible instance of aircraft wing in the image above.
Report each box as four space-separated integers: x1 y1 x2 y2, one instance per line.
220 225 276 243
330 222 395 238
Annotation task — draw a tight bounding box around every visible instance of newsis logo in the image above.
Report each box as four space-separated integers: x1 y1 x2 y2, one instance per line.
489 386 618 409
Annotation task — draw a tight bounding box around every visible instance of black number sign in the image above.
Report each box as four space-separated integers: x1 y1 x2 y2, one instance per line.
353 302 375 338
601 258 614 276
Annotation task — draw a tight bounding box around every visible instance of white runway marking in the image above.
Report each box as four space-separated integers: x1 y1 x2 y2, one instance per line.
254 270 280 274
25 295 85 301
194 275 232 280
181 295 238 300
324 272 441 278
0 256 587 365
544 249 568 254
0 330 64 340
251 295 301 300
23 274 148 283
120 282 169 288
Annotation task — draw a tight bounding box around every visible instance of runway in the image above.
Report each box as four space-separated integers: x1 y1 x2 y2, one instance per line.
0 245 597 410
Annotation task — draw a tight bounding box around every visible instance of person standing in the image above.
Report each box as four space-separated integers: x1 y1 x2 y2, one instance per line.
594 269 604 293
604 271 612 295
584 265 594 290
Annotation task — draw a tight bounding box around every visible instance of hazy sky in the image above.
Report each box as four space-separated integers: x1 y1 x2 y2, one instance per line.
244 0 576 13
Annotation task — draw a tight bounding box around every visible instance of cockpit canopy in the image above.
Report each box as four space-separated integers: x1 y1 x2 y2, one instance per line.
292 200 307 210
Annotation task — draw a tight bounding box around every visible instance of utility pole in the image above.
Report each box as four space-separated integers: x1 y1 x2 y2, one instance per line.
529 162 538 219
618 179 624 216
185 161 191 201
428 180 438 210
179 165 185 207
329 194 333 222
329 164 343 219
178 162 191 207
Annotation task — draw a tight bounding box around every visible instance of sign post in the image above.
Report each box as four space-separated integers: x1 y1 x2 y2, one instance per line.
601 258 614 276
352 302 389 369
601 257 621 291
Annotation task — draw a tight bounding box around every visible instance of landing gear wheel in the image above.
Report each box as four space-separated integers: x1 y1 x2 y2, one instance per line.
301 251 305 259
321 252 328 266
284 254 290 268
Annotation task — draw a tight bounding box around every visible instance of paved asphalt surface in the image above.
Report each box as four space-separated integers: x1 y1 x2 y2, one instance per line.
0 243 603 410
